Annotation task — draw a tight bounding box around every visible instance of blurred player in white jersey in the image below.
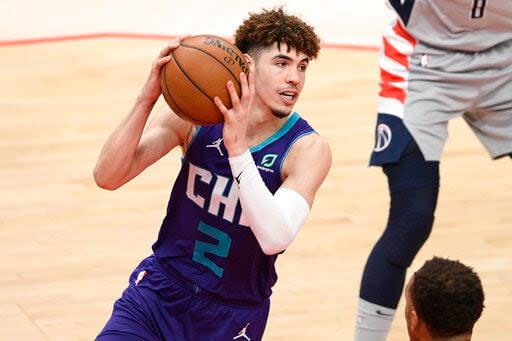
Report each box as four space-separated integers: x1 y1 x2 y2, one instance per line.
355 1 512 340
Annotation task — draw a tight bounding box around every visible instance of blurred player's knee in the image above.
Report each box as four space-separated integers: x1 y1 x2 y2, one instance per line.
381 140 440 268
359 185 438 306
381 193 436 268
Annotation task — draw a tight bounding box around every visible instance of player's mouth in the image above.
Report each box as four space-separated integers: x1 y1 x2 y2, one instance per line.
278 89 298 105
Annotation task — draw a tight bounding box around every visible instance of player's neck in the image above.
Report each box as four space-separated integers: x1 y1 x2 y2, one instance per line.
432 334 472 341
415 332 472 341
246 105 292 147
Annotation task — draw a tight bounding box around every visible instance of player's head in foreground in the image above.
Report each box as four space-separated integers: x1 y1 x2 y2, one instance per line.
405 257 484 341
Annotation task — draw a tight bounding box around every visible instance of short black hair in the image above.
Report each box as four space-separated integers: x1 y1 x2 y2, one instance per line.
234 7 320 59
411 257 485 338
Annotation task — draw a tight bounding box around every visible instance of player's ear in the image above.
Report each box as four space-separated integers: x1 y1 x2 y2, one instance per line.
243 54 255 74
410 309 419 331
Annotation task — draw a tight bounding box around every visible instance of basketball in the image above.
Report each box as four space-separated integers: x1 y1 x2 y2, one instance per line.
160 35 250 125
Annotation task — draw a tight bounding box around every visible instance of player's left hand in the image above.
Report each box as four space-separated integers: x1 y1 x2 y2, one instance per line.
139 35 189 105
214 71 255 157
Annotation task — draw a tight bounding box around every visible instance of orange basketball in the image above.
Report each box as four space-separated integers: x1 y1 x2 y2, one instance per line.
160 35 249 125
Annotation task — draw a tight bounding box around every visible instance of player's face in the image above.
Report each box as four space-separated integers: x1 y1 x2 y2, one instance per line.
252 43 309 118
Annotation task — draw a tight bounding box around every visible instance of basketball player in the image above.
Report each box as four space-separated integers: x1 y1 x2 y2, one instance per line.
94 8 331 341
354 1 512 340
405 257 484 341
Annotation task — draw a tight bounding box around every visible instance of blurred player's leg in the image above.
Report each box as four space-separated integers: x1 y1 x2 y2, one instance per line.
355 141 439 341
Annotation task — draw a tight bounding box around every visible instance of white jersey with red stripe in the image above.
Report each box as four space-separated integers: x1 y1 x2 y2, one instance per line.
374 0 512 161
377 0 512 119
377 18 416 119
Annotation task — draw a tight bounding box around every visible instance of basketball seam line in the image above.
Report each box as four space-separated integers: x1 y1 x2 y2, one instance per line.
171 48 222 104
180 41 242 88
163 61 204 125
162 63 186 115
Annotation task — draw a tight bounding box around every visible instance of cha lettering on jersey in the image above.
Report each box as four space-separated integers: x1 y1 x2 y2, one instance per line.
186 162 249 226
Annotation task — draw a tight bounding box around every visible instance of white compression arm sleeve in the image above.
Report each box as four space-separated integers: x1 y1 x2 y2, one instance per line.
229 150 310 255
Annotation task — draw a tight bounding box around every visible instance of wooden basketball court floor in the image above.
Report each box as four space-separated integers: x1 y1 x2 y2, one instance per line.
1 38 511 340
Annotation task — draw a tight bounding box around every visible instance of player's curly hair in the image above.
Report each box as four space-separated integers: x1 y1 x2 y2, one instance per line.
411 257 485 338
234 7 320 59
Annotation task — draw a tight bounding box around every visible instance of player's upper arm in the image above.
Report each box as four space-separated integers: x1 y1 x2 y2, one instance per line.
281 133 332 207
124 109 193 184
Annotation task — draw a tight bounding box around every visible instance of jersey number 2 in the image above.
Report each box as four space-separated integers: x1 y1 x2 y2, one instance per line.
471 0 486 19
192 221 232 277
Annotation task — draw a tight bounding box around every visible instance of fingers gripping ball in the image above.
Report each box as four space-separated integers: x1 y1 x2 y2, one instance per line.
160 35 250 125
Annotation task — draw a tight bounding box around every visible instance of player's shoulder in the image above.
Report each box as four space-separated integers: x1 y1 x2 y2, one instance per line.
278 110 324 147
294 132 329 150
281 131 331 184
286 133 331 167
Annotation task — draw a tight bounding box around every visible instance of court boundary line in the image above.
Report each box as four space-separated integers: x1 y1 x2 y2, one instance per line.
0 32 379 51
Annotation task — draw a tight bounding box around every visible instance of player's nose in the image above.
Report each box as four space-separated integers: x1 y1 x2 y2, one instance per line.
285 68 301 85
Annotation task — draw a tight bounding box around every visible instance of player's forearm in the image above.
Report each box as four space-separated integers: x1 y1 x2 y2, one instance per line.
239 176 291 255
93 96 155 189
229 151 309 255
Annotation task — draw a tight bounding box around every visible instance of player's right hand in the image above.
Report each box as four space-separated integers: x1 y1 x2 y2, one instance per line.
214 71 255 157
139 35 189 105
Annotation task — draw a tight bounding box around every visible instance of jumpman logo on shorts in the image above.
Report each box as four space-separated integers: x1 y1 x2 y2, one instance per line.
206 138 224 156
233 323 251 340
